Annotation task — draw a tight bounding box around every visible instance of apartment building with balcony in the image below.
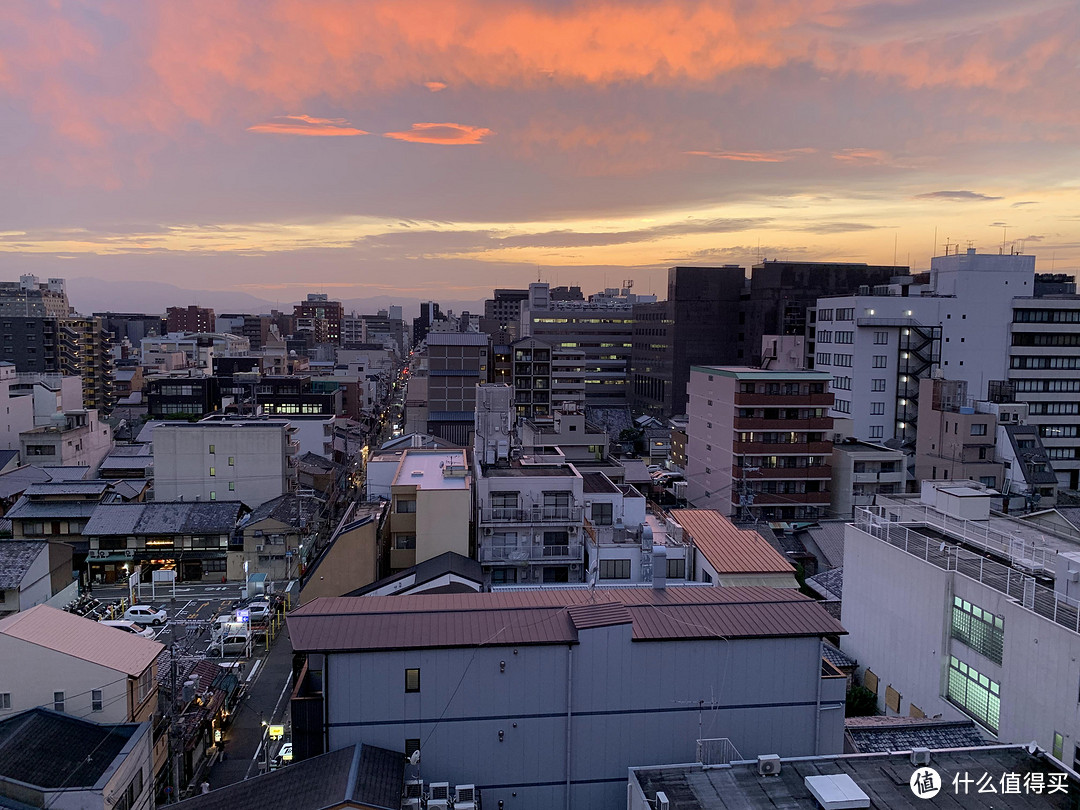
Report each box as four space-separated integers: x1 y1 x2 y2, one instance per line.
19 408 113 472
511 337 586 419
152 419 299 507
914 378 1006 489
842 481 1080 758
686 367 834 520
831 439 905 518
387 448 471 573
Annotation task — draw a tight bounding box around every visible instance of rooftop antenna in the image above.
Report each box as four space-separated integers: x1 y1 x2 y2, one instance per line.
932 226 937 262
892 232 898 267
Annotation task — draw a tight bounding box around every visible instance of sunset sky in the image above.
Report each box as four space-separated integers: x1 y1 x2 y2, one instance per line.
2 0 1078 307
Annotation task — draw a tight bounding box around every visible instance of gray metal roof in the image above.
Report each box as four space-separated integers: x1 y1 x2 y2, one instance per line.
822 640 856 670
0 541 48 588
805 567 844 601
290 587 845 652
23 481 109 496
425 332 489 346
1004 424 1059 485
633 746 1076 808
84 501 243 536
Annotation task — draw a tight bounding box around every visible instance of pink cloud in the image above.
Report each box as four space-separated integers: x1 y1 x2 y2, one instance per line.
383 122 493 145
686 148 815 163
832 148 890 165
424 81 448 92
247 114 368 136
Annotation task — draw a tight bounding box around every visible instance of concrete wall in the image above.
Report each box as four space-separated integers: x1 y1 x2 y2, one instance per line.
841 521 1080 753
0 635 139 724
325 632 840 810
153 424 291 507
299 519 378 605
416 487 470 562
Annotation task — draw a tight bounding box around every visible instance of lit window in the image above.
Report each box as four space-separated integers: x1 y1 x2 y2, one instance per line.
405 668 420 693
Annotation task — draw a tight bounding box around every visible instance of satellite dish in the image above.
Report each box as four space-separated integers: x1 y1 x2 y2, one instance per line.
408 750 420 765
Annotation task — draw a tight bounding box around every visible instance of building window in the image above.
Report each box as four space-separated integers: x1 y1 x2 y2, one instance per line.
396 499 417 513
393 534 416 550
971 424 988 436
872 355 888 368
873 331 889 345
228 456 235 466
667 558 686 579
0 693 10 710
871 379 886 392
951 597 1003 664
947 656 1000 732
405 739 421 758
229 482 235 491
490 568 517 585
53 691 65 713
209 444 215 454
870 402 885 415
869 426 884 439
92 690 103 712
599 559 631 579
591 502 613 526
209 467 216 476
405 668 420 693
210 491 217 500
137 670 153 704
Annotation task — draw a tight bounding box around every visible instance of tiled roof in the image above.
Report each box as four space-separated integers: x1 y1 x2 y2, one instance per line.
4 496 100 520
845 716 988 753
805 567 843 601
290 587 845 652
822 640 856 670
83 501 243 536
173 744 403 810
245 494 320 529
0 708 141 789
23 480 110 496
803 521 847 569
675 510 795 575
0 604 163 676
0 541 48 588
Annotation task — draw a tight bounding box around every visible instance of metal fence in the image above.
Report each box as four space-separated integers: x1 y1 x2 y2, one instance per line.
854 507 1080 636
697 738 743 767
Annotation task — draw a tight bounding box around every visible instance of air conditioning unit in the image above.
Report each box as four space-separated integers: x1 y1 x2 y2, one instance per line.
454 784 477 809
656 791 670 810
910 748 931 766
568 526 578 534
428 782 450 810
255 544 264 552
758 754 781 776
483 527 493 536
403 780 423 810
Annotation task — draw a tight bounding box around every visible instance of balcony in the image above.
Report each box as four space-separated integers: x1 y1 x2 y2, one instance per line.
748 491 831 505
478 542 583 563
733 393 834 407
735 465 832 479
480 505 584 524
733 441 833 455
734 417 834 431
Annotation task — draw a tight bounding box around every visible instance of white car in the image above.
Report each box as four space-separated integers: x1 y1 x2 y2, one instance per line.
100 620 157 638
247 601 272 620
123 605 168 626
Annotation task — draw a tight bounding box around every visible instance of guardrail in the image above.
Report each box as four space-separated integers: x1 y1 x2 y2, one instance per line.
854 507 1080 636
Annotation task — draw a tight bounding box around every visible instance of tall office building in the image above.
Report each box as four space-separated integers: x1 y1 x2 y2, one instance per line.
519 283 634 407
741 261 907 365
412 301 443 346
293 293 343 345
484 289 529 330
425 331 489 444
0 275 71 318
166 305 216 334
630 265 745 417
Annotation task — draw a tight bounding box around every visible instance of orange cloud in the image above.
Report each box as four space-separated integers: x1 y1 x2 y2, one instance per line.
247 114 368 136
383 122 492 145
424 81 448 92
832 148 890 165
686 148 815 163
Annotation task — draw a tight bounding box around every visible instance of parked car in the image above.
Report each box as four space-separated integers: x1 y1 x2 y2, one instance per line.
247 600 272 620
123 605 168 626
100 619 157 638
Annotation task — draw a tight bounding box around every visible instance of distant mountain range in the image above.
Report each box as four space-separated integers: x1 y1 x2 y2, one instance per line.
65 277 485 320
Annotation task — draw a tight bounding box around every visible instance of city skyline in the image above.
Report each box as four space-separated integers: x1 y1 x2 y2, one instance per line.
2 0 1078 300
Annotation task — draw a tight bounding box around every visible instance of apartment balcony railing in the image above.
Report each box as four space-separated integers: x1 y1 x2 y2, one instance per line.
854 506 1080 636
478 542 583 563
480 505 583 524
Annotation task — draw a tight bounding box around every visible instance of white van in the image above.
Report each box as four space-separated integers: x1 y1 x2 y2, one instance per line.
100 620 157 639
211 621 251 657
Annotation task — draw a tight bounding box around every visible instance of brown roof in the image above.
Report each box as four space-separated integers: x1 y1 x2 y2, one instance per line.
674 510 795 575
0 605 163 677
288 586 843 652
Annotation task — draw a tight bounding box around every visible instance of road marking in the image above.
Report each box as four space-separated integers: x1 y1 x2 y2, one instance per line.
246 660 261 682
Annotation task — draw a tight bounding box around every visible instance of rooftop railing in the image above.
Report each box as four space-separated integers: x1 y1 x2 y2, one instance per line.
854 507 1080 636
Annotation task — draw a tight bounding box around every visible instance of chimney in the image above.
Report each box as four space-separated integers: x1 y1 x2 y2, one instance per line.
651 547 667 590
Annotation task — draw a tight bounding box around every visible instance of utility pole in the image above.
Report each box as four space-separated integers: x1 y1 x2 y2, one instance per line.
168 643 182 803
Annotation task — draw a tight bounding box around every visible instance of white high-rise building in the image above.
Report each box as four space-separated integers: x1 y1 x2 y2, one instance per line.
813 249 1035 445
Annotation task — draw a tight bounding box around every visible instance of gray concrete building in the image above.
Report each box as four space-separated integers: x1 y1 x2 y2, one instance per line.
288 586 846 810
